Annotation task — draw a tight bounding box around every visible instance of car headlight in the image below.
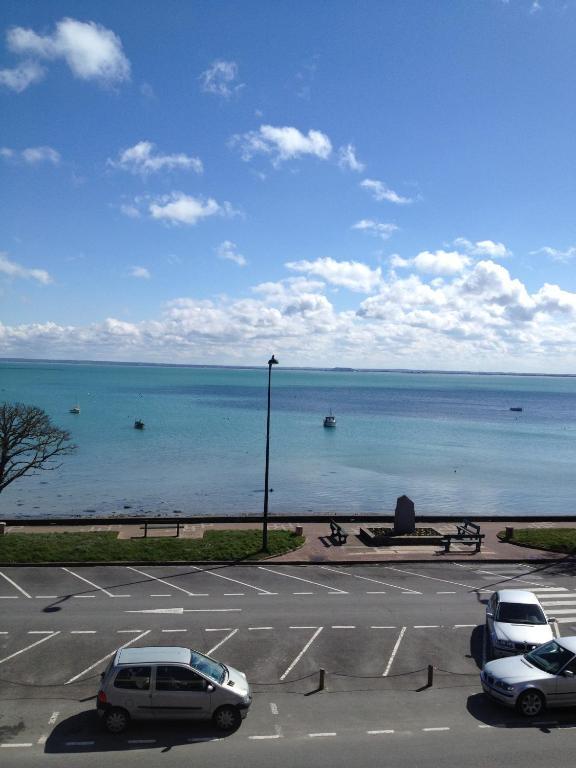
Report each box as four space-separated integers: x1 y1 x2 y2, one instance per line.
242 693 252 704
497 681 515 692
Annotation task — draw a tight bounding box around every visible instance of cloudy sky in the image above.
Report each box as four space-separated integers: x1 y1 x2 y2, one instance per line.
2 0 576 372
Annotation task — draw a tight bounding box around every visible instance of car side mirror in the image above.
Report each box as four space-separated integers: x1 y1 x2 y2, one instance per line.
548 617 557 624
486 612 493 618
206 683 215 692
563 670 574 678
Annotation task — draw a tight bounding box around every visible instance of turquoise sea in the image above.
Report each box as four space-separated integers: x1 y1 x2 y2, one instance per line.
0 360 575 519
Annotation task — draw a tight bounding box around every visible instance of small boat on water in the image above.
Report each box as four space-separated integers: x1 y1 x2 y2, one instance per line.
323 411 336 428
509 407 523 412
69 405 80 414
134 419 145 430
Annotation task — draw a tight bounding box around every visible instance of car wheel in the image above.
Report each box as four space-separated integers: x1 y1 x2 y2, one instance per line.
104 707 130 734
517 690 545 718
213 705 241 731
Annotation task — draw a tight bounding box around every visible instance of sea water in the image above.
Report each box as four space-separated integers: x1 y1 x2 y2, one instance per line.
0 360 575 519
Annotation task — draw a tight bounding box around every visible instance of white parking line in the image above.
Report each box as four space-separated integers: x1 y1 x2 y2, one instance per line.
248 627 274 631
48 711 59 725
0 570 32 598
0 632 60 666
309 732 336 737
207 629 238 655
366 591 387 594
332 625 355 629
437 591 456 594
0 596 18 599
35 596 58 599
293 592 314 595
205 628 232 632
188 565 273 594
383 626 406 677
280 627 323 680
224 593 245 596
127 566 204 596
414 625 439 629
384 566 478 591
162 629 188 633
423 727 450 732
71 631 96 634
259 566 347 593
65 630 150 684
28 630 55 634
62 567 128 597
367 729 395 734
319 565 419 594
1 743 33 748
371 626 397 629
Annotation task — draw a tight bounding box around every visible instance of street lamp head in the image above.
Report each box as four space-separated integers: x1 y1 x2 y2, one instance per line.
268 355 279 366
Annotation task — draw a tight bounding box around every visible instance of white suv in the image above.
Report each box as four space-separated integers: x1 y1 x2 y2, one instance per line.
486 589 555 658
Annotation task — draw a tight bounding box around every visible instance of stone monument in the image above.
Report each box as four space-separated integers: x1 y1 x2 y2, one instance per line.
393 495 415 535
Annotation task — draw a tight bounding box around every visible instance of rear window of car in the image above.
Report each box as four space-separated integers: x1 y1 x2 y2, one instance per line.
114 666 151 690
497 602 546 625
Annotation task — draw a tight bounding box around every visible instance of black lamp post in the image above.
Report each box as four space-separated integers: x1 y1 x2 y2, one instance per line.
262 354 278 552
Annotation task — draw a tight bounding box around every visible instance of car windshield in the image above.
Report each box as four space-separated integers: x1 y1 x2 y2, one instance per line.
525 640 574 675
496 602 546 625
190 651 226 684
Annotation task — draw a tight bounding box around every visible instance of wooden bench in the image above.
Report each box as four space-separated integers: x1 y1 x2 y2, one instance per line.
329 519 349 545
142 521 182 538
441 519 484 553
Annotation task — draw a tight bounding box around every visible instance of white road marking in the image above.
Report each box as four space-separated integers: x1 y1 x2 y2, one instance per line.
62 567 127 597
224 593 245 596
384 566 478 590
414 625 439 629
554 617 576 624
0 632 60 666
270 703 279 715
289 626 319 629
249 735 282 740
293 592 314 595
207 629 238 655
205 628 232 632
454 624 476 628
332 625 355 629
249 627 273 631
0 596 18 599
259 566 347 593
0 570 31 598
539 600 576 606
257 592 278 596
309 732 336 737
71 631 97 634
73 595 95 599
367 729 395 734
162 629 187 633
319 565 419 594
437 591 456 594
280 627 323 680
383 626 407 677
28 630 54 634
150 594 172 597
127 566 203 596
188 565 273 594
468 567 551 588
371 626 397 629
366 591 387 594
117 629 144 633
531 588 569 593
48 712 59 725
35 596 58 599
542 608 576 615
37 735 47 745
125 607 241 614
1 743 33 748
65 630 150 684
423 727 450 732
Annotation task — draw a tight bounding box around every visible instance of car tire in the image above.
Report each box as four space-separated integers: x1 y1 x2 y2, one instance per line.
516 690 545 718
103 707 130 734
213 705 241 731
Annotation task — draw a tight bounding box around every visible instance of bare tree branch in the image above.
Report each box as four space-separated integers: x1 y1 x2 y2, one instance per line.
0 402 76 494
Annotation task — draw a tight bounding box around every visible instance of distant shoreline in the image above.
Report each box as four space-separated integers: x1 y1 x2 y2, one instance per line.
1 356 575 379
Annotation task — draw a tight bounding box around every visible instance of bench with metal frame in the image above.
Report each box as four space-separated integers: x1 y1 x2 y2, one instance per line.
142 521 182 538
441 519 484 553
329 519 349 545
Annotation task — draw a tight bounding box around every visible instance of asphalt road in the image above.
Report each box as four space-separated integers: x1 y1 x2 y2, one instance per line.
2 559 576 767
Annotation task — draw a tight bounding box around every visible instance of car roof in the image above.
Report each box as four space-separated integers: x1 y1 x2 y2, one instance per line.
115 646 191 666
497 589 540 604
556 637 576 654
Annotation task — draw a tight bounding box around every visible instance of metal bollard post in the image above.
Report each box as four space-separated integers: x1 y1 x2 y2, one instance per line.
427 665 434 688
319 668 325 691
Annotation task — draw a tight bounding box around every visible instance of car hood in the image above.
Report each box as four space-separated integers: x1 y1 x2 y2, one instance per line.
224 665 250 696
494 622 553 645
484 654 552 683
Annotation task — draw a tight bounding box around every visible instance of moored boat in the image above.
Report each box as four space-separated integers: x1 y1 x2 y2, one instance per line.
134 419 145 429
323 411 336 427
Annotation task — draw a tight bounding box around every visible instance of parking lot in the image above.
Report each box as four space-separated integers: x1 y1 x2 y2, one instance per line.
2 560 576 766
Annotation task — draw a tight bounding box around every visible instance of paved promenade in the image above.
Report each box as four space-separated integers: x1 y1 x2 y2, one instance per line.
4 518 574 562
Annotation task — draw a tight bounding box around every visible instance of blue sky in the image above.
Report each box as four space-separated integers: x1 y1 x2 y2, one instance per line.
2 0 576 372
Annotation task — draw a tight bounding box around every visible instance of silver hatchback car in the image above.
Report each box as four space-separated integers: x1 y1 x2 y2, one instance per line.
97 646 252 733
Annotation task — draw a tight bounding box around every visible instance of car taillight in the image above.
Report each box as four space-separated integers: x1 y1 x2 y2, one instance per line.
97 690 107 705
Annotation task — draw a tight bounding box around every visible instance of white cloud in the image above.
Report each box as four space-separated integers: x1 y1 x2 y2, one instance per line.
360 178 412 205
0 252 52 284
412 249 471 276
1 145 60 164
3 18 130 90
149 193 229 226
0 60 45 92
453 237 511 258
216 241 246 267
352 219 398 241
200 60 243 98
286 257 382 293
109 141 203 176
129 266 150 279
532 245 576 263
120 203 141 219
338 144 365 172
231 125 332 164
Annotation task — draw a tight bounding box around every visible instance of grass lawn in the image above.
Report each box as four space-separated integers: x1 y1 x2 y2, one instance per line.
498 528 576 554
0 529 305 563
